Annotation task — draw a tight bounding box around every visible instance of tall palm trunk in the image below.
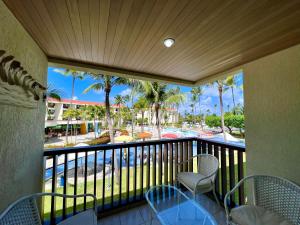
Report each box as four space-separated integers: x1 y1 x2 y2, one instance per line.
105 87 120 182
218 85 227 141
131 98 135 136
118 104 121 129
141 110 145 132
105 88 114 143
155 103 161 139
66 76 75 144
93 117 97 139
231 86 236 114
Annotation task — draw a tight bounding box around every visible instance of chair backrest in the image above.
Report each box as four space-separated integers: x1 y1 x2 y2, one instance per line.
0 194 42 225
252 175 300 225
197 154 219 180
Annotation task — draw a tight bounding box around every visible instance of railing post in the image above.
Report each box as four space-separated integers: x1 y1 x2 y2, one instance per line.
188 141 193 172
62 154 68 220
169 143 173 185
174 142 178 180
238 151 245 205
152 145 156 187
163 144 168 184
228 148 235 206
158 144 162 185
50 155 57 225
221 147 227 200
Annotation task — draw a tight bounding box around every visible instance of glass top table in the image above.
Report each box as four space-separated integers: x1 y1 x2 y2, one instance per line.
145 185 217 225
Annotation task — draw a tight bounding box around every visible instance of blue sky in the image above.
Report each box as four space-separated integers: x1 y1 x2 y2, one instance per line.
47 67 244 115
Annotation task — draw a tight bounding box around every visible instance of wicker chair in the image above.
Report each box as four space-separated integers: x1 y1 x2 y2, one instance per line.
176 154 220 205
224 175 300 225
0 193 97 225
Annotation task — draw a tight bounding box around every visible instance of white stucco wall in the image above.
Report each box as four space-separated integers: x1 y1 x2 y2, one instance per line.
0 1 48 211
244 44 300 185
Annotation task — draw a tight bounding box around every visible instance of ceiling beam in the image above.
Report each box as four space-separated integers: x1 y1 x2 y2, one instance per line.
48 56 195 86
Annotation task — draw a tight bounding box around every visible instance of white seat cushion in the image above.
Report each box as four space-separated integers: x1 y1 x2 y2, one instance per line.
177 172 212 192
57 209 97 225
230 205 293 225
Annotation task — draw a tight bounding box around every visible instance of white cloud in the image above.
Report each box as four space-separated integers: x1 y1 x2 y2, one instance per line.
93 89 104 95
53 68 65 74
72 96 78 100
120 88 131 96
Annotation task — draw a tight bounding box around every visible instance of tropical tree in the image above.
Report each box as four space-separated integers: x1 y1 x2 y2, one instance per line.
84 74 127 184
63 108 80 144
209 80 227 141
134 97 148 132
127 79 142 136
191 86 203 113
140 81 184 139
114 95 125 129
55 69 85 144
45 86 62 101
85 105 105 138
83 74 128 143
225 75 237 114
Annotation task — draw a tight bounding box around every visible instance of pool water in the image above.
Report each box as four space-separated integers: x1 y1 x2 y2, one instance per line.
162 128 199 138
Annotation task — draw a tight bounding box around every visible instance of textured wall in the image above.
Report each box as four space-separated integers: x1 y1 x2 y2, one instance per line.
244 44 300 185
0 1 47 211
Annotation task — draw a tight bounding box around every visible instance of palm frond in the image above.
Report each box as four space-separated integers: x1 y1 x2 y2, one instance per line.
83 82 104 93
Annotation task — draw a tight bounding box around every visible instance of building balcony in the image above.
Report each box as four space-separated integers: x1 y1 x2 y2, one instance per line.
43 137 245 225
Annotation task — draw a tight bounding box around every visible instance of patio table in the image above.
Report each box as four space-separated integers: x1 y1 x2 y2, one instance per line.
145 185 217 225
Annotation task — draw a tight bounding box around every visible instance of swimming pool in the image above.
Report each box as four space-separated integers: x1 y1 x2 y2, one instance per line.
162 128 199 138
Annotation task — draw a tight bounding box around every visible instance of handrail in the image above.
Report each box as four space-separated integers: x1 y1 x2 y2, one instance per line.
44 137 245 156
42 136 246 224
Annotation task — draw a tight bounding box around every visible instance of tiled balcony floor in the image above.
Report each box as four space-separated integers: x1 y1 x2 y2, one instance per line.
98 193 226 225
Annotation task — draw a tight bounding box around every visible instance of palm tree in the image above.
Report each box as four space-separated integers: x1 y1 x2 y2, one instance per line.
168 87 186 126
83 74 128 144
127 79 142 136
191 86 203 127
134 97 148 132
210 80 227 141
191 95 197 125
55 69 85 144
85 105 105 138
84 74 127 184
45 87 62 101
140 81 184 139
225 75 237 114
62 108 80 144
114 95 125 129
191 86 203 114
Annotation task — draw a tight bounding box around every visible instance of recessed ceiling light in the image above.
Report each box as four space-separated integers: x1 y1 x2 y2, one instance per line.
164 38 175 48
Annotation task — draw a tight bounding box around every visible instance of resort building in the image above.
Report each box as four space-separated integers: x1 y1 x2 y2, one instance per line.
46 98 178 128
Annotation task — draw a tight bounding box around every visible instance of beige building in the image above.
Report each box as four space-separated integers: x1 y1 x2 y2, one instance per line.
46 98 178 128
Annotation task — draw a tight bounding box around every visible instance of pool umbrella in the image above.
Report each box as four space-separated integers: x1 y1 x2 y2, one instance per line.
137 132 152 141
162 133 180 139
114 135 134 143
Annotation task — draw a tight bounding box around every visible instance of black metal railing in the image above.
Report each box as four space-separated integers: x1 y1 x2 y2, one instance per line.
43 137 245 224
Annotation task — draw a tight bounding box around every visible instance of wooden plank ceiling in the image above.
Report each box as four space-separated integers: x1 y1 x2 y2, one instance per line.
4 0 300 84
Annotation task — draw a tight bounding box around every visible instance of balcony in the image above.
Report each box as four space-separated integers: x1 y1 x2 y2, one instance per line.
43 137 245 224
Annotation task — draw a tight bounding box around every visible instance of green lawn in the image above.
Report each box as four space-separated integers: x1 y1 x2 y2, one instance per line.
43 158 246 220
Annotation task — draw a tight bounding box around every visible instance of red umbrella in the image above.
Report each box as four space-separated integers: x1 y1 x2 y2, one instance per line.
162 133 180 139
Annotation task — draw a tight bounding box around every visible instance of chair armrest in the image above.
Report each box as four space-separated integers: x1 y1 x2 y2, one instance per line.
224 177 248 220
40 193 98 213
